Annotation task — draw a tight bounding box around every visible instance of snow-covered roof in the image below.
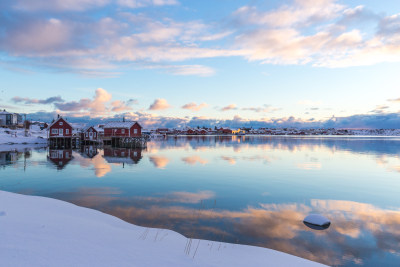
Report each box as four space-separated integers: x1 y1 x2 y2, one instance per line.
104 121 141 129
48 117 73 129
0 111 15 115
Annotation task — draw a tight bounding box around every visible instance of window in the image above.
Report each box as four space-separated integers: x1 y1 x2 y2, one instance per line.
122 129 125 134
134 151 137 157
59 122 63 126
59 129 63 135
134 129 138 134
86 133 88 137
51 129 58 134
94 132 96 137
66 129 69 134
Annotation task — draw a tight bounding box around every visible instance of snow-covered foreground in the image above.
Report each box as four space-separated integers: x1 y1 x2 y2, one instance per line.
0 126 47 144
0 191 326 267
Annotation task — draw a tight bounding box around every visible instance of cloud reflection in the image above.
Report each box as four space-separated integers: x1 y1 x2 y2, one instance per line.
181 155 208 165
73 149 112 177
56 192 400 266
149 155 170 169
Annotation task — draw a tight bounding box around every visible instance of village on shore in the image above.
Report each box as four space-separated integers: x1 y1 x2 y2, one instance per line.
2 109 400 148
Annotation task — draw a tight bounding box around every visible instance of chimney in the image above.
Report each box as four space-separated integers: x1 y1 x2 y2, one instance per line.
123 117 125 122
57 114 60 118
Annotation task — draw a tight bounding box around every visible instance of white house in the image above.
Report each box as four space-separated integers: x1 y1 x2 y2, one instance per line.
0 110 18 127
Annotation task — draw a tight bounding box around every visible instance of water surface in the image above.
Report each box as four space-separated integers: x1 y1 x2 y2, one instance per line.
1 136 400 266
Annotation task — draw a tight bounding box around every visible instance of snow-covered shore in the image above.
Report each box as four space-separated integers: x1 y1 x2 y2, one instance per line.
0 126 47 145
0 190 326 267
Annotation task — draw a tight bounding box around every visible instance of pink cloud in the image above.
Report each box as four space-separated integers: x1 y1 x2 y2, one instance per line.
220 104 237 111
181 102 208 111
149 98 171 110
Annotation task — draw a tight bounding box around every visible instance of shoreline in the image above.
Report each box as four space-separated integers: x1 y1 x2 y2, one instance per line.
0 190 326 266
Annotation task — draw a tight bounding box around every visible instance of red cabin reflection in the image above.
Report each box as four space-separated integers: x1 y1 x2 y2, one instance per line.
80 146 99 159
48 149 73 170
103 147 142 165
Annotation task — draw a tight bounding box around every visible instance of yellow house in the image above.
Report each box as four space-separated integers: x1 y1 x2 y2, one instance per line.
232 129 246 135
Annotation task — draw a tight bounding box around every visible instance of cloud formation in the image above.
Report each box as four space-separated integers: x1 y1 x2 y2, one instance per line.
181 102 208 111
242 105 281 113
233 1 400 67
12 96 64 105
149 98 171 110
12 0 177 11
1 0 400 77
220 104 237 112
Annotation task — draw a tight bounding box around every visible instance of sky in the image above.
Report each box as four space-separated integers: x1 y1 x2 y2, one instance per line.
1 0 400 128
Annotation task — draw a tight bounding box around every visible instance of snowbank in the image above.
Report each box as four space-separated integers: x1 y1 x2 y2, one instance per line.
0 126 47 144
0 191 326 267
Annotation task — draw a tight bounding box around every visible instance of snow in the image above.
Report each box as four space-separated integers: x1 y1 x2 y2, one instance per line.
303 214 331 227
0 190 325 267
104 121 138 128
0 126 47 145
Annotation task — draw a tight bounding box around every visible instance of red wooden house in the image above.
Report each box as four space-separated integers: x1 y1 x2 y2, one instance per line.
48 116 73 148
81 126 99 144
103 121 142 145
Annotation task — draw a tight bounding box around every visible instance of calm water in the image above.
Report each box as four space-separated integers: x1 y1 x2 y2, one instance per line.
1 136 400 266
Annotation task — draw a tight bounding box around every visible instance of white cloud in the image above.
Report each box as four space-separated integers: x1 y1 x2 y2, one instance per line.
12 0 109 11
117 0 178 8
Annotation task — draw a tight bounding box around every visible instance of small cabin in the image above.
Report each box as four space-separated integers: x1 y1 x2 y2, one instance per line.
156 128 169 134
48 116 73 148
49 117 73 137
104 121 142 137
81 126 99 145
103 121 142 146
0 110 18 127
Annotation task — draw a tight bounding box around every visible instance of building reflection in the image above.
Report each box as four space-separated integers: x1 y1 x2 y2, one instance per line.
47 149 73 170
103 147 143 165
0 150 20 166
80 145 99 159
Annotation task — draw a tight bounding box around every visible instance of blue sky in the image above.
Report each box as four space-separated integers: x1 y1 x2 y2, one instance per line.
1 0 400 128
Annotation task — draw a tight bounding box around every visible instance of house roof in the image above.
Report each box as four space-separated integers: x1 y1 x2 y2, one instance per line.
48 117 73 129
82 126 98 132
0 111 15 115
104 121 141 129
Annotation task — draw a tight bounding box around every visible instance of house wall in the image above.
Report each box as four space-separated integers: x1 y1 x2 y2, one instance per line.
104 123 142 137
83 127 98 140
49 118 73 137
0 114 18 126
130 123 142 137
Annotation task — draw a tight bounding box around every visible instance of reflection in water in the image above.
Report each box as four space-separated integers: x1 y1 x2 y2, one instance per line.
1 137 400 267
50 190 400 267
0 151 20 166
48 149 73 170
181 155 208 165
149 155 170 169
103 147 142 165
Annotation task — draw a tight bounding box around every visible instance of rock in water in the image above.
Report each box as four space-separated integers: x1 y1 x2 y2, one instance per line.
303 214 331 230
